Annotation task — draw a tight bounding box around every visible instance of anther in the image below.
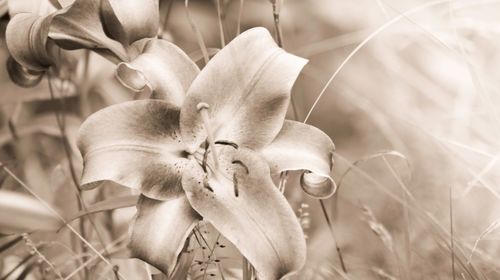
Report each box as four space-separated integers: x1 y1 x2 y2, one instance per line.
231 160 249 174
215 140 239 149
197 102 219 171
204 183 214 193
233 173 239 197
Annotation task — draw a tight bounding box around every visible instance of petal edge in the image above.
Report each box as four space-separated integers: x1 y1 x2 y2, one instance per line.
182 147 306 279
180 27 307 152
129 195 200 276
261 120 336 198
78 100 188 200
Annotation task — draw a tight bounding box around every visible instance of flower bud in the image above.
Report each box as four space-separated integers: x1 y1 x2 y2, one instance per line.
100 0 159 46
7 56 44 87
6 13 54 72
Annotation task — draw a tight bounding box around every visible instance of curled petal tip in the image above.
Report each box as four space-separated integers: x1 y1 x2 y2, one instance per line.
6 13 54 72
7 56 44 87
260 120 336 197
115 62 151 93
300 172 337 199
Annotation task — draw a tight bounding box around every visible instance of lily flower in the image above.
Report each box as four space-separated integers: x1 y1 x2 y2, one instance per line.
4 0 62 86
6 0 199 106
78 28 336 279
47 0 202 103
5 0 159 86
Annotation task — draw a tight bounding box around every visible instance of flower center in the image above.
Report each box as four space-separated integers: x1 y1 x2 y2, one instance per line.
194 102 250 197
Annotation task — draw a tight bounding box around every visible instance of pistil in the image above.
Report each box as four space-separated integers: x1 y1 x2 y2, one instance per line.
196 102 220 171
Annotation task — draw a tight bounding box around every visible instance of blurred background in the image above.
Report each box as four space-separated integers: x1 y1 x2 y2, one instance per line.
1 0 500 279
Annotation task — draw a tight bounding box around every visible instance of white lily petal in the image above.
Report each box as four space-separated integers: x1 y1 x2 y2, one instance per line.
49 0 128 62
116 39 200 106
180 27 307 152
77 100 188 200
8 0 55 16
129 195 200 276
182 147 306 279
101 0 159 46
261 120 336 198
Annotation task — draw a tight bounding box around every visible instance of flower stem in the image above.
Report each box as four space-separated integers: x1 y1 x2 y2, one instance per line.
0 164 130 280
236 0 244 36
216 0 225 47
320 200 347 273
271 1 284 48
185 0 209 65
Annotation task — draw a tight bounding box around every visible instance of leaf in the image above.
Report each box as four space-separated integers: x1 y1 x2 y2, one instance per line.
180 27 308 152
1 254 35 280
261 120 336 198
0 114 80 148
0 235 23 254
65 194 139 223
182 147 306 279
0 190 59 234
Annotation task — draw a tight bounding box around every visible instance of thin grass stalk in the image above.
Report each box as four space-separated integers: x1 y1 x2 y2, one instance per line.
242 258 250 280
336 153 486 279
320 200 347 273
271 1 283 48
303 0 464 123
64 234 128 280
236 0 244 35
0 252 35 280
450 186 456 280
47 73 89 280
158 0 174 38
48 71 110 279
216 0 225 47
185 0 210 65
0 165 130 280
381 156 411 279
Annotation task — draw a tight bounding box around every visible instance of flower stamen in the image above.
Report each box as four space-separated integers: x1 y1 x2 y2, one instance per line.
233 173 239 197
231 160 249 174
231 160 249 198
215 140 239 149
197 102 220 171
201 141 209 172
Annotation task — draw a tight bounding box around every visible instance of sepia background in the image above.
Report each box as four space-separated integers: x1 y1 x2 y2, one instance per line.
1 0 500 279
